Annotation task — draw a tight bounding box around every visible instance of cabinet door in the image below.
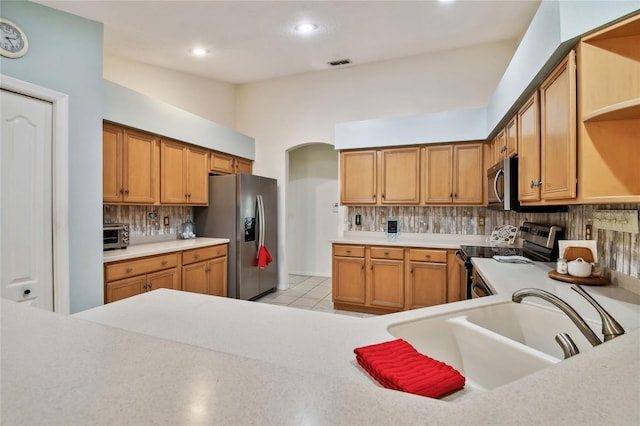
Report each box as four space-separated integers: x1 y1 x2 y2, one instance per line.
103 123 123 203
368 259 404 309
540 50 577 200
332 256 366 304
123 129 157 204
182 261 208 294
106 275 145 304
207 256 228 297
423 145 453 203
186 147 209 205
210 151 234 174
160 140 187 204
452 143 483 204
518 92 541 201
505 116 518 158
235 158 253 175
379 147 420 204
340 150 377 205
147 268 179 292
495 128 507 162
406 262 447 309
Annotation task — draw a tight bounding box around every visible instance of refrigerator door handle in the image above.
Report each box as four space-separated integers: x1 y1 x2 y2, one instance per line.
257 194 265 258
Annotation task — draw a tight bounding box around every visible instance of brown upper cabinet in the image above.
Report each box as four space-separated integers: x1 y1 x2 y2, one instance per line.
160 139 209 205
103 122 158 204
379 147 421 204
505 116 518 158
422 142 484 205
210 151 253 175
210 151 235 174
519 50 577 204
340 150 378 205
577 13 640 203
235 157 253 174
340 147 420 205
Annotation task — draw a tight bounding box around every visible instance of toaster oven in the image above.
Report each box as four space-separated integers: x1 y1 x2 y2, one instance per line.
103 223 129 250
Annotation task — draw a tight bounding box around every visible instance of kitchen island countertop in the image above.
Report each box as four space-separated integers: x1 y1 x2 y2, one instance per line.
2 259 639 425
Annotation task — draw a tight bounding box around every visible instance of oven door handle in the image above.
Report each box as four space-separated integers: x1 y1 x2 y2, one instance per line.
471 279 494 297
454 249 466 266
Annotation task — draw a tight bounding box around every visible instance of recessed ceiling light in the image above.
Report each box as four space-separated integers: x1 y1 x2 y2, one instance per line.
294 23 318 33
190 47 209 56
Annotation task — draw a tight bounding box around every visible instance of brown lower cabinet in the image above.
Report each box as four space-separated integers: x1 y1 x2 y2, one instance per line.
332 243 461 314
181 245 228 297
104 244 228 303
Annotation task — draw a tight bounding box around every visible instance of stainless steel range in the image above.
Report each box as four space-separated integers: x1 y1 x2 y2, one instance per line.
456 222 564 299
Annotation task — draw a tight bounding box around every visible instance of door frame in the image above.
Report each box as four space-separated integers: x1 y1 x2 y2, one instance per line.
1 74 70 314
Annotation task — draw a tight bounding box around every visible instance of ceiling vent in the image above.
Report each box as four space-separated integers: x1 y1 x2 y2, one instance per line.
328 59 352 67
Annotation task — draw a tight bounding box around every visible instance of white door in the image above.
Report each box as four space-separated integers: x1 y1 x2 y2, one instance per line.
1 89 54 310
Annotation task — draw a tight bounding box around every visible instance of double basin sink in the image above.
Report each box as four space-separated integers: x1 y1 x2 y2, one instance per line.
387 301 600 396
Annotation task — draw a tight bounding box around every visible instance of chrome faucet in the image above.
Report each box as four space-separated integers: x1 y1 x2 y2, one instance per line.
512 284 625 350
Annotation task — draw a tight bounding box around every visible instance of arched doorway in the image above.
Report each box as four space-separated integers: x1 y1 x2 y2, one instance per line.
286 143 338 278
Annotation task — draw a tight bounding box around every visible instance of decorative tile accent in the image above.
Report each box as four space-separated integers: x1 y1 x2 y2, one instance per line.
346 204 640 279
103 205 192 238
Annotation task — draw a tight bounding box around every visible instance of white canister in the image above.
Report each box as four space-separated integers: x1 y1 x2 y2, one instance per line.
556 258 568 274
567 257 593 278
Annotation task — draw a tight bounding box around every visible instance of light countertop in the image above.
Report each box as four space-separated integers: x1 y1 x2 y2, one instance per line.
103 237 229 263
3 257 640 425
331 231 491 249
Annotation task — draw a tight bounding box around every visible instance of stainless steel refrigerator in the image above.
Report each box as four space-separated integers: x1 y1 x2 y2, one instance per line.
194 174 278 300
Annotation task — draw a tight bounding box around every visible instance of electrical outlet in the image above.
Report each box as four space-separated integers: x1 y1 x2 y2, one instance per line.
163 216 169 226
478 217 485 226
585 224 593 240
355 214 361 226
380 216 386 225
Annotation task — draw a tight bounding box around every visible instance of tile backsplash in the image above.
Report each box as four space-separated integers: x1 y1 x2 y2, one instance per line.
345 204 639 278
104 205 192 240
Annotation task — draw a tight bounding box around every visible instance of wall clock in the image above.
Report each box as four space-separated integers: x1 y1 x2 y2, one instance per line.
0 18 29 58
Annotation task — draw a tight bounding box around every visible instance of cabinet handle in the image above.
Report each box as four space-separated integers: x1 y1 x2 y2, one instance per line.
361 265 364 271
530 180 535 189
124 189 129 195
148 283 152 290
126 267 133 273
370 265 373 270
346 250 351 254
454 193 457 198
373 194 376 200
194 254 200 259
384 252 389 256
205 267 210 272
450 193 453 198
161 260 168 266
410 267 413 273
425 254 431 258
382 193 385 199
537 180 543 187
119 188 124 194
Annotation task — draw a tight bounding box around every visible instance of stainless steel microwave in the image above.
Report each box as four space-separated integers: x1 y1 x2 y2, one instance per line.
487 157 567 213
103 223 129 250
487 157 517 211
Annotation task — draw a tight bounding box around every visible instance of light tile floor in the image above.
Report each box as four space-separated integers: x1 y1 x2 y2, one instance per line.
256 275 378 318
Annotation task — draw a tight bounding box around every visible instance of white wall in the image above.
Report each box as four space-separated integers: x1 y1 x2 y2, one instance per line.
104 54 237 129
236 40 518 285
287 144 339 277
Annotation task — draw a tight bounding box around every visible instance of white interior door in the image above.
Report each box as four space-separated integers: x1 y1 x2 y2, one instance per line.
1 89 54 310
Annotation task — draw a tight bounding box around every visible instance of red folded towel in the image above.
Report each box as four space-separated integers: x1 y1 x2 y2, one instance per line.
354 339 465 398
257 245 273 268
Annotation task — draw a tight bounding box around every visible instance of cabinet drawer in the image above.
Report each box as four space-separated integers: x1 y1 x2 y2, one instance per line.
408 248 447 263
106 253 178 282
333 245 365 258
182 244 228 265
369 246 404 260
